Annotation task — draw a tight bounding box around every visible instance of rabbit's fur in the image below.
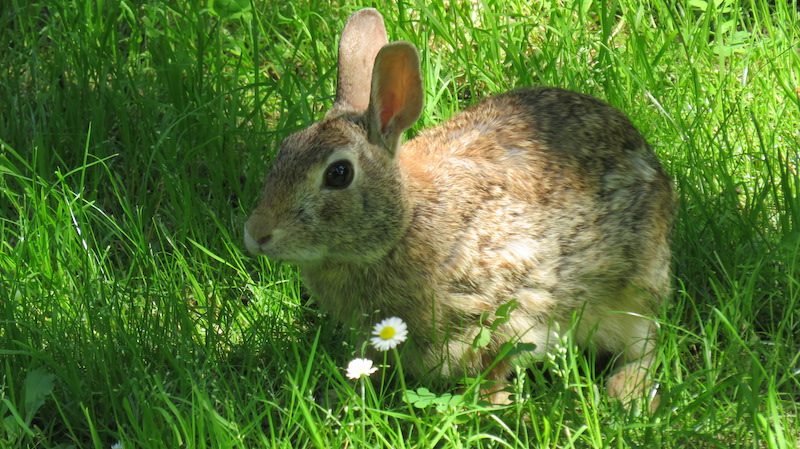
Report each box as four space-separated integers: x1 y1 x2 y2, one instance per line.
245 8 676 405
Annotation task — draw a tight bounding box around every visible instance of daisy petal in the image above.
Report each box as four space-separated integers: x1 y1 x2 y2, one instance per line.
346 358 378 379
370 316 408 351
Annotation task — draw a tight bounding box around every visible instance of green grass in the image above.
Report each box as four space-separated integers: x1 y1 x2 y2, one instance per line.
1 0 799 447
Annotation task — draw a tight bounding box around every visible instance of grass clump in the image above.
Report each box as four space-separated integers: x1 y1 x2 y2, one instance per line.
1 0 799 447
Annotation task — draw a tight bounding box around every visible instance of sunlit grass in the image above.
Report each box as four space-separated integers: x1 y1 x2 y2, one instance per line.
1 0 799 447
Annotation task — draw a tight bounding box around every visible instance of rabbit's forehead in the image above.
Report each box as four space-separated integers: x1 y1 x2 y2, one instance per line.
276 117 364 168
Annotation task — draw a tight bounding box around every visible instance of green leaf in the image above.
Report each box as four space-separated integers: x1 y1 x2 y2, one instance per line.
688 0 709 11
23 369 55 423
210 0 252 20
404 388 466 411
433 393 465 412
472 328 492 349
490 299 519 330
495 299 518 318
3 410 23 440
404 388 438 408
502 341 538 359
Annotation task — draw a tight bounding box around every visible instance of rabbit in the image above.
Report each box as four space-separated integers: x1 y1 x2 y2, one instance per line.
244 8 676 407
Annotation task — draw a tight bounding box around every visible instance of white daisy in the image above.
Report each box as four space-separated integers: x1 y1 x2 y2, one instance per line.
346 358 378 379
370 316 408 351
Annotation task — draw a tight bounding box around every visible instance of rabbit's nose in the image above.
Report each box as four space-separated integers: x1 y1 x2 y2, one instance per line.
243 222 270 255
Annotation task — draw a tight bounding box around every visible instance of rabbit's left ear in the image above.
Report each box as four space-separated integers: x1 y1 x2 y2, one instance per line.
367 42 424 156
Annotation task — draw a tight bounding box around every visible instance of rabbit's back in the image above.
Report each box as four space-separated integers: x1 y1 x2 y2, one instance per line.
405 87 666 191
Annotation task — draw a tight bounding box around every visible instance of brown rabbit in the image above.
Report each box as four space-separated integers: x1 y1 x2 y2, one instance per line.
244 8 676 406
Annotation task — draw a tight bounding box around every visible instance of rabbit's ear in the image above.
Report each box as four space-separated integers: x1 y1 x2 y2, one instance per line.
367 42 423 156
335 9 388 111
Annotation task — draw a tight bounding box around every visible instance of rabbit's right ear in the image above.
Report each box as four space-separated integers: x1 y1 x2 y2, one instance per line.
335 9 388 111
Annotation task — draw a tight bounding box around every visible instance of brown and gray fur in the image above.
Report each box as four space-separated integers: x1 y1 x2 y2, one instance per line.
244 8 676 405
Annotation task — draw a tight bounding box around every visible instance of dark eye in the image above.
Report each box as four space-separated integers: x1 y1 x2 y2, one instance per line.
324 160 354 189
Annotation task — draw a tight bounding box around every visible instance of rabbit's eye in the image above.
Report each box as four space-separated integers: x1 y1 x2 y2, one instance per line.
324 160 354 189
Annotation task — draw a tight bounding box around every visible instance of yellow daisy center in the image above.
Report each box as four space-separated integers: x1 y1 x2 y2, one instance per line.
379 326 396 340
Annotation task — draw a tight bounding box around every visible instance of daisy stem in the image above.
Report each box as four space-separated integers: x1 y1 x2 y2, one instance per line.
392 347 428 446
359 379 366 442
392 347 408 394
